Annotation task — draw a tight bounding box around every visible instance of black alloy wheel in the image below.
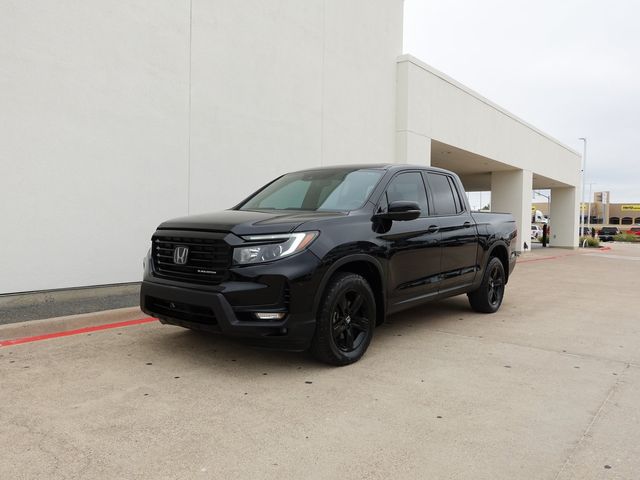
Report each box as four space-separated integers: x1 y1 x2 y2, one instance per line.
486 261 505 308
311 272 376 365
331 289 371 353
468 256 506 314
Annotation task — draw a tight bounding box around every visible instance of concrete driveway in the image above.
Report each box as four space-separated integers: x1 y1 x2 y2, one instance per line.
1 244 639 480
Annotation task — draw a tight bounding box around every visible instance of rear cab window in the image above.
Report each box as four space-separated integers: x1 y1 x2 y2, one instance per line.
425 172 465 216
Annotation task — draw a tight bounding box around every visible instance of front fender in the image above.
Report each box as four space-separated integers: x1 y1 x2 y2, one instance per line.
311 253 387 322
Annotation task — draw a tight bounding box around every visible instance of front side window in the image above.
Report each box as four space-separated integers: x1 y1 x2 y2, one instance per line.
239 169 384 212
382 172 429 215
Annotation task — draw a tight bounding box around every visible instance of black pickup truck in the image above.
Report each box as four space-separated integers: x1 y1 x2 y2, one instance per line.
141 165 517 365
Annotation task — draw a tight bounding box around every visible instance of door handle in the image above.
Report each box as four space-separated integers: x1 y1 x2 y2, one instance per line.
427 225 439 234
463 221 472 228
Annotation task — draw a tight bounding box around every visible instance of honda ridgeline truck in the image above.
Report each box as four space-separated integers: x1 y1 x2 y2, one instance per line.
141 165 517 365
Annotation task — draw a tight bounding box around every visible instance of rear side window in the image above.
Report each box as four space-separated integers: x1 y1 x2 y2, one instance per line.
383 172 429 215
447 177 464 213
426 173 461 215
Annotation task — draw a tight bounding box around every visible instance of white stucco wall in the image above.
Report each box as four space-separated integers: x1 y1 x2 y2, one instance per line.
1 1 192 294
0 0 403 293
188 0 402 214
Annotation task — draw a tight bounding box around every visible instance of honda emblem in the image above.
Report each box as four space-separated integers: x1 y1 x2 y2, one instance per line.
173 246 189 265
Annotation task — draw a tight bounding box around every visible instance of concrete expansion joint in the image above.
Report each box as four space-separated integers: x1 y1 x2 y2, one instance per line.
552 363 631 480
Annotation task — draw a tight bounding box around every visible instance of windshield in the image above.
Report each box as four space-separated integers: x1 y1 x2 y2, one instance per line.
239 169 384 212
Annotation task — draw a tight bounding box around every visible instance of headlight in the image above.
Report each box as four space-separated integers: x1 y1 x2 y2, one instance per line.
233 232 318 265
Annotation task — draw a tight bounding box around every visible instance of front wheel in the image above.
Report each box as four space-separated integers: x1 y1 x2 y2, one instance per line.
468 257 506 313
310 272 376 366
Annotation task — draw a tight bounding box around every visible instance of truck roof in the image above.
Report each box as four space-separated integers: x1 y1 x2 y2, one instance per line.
292 163 454 175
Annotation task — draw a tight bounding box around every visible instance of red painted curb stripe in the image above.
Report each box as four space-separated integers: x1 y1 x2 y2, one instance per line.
518 255 568 264
519 248 611 264
0 317 156 347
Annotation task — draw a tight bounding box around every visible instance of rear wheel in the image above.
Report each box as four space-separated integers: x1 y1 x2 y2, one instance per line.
311 272 375 366
468 257 506 313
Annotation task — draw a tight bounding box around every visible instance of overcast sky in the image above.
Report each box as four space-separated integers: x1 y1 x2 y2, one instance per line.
403 0 639 204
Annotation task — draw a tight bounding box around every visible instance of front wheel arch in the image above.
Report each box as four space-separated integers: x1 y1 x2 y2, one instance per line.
313 255 386 326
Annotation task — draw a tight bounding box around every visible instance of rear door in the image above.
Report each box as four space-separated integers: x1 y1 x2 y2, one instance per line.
424 172 480 293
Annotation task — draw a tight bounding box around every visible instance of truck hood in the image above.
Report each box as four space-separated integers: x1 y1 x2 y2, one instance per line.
157 209 348 236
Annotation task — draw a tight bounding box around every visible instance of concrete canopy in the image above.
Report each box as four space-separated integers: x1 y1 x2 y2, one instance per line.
396 55 582 251
431 141 516 192
430 142 575 192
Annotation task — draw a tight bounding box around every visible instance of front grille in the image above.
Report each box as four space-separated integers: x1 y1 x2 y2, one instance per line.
146 296 217 324
152 234 230 284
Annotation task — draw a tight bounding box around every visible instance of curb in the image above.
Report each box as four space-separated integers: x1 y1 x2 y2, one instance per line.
0 283 140 308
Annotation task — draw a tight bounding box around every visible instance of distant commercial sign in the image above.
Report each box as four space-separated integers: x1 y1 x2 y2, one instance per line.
594 191 610 203
621 204 640 212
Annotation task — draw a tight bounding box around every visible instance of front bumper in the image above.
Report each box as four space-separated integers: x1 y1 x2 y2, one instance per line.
140 282 316 350
140 249 322 350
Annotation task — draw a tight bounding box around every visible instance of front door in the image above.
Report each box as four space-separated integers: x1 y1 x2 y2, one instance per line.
376 171 443 311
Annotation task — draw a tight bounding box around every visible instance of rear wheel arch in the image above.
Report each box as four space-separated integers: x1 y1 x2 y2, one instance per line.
487 243 510 283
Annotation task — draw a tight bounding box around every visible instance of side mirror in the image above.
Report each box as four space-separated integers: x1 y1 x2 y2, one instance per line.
374 201 421 222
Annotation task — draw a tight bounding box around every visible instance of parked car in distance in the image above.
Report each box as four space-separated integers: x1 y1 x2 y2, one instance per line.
140 164 518 365
628 226 640 236
598 226 620 242
578 226 592 237
532 210 548 224
531 224 542 239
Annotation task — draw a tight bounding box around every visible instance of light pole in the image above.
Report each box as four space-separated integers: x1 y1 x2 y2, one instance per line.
579 137 587 234
534 190 551 219
587 182 595 231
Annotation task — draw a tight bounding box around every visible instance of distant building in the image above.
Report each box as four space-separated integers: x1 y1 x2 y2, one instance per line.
534 193 640 227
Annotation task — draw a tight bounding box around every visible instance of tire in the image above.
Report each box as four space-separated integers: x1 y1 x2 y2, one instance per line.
310 272 376 366
467 256 506 314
